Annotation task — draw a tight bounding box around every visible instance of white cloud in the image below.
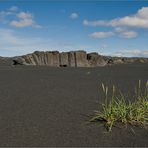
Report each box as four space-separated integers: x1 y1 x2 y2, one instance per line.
83 19 107 26
0 6 18 20
89 27 138 39
0 6 41 28
8 6 18 12
70 12 79 19
0 28 51 56
83 7 148 29
0 28 83 57
119 31 138 38
90 31 114 38
17 12 33 19
0 11 13 21
0 28 45 46
114 49 148 57
115 27 138 38
100 49 148 57
10 11 42 28
114 27 124 32
10 19 34 28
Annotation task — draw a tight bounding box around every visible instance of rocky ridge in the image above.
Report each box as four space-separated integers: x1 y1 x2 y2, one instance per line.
0 50 148 67
12 50 107 67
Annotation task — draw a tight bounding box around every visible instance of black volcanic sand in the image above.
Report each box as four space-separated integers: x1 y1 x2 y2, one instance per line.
0 63 147 147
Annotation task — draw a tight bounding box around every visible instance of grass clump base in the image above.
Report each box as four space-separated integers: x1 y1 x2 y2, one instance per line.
90 80 148 132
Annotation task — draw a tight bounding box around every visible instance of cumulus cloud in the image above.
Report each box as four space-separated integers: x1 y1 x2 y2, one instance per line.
9 11 41 28
0 28 44 46
70 12 79 19
119 31 138 38
0 28 51 56
90 31 114 38
115 27 138 38
0 28 80 57
83 7 148 29
10 18 34 28
17 11 32 19
90 29 137 39
10 11 42 28
0 6 41 28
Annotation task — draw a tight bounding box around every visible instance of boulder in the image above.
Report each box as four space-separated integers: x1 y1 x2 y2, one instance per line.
12 57 30 65
87 52 107 66
113 59 124 64
107 59 114 65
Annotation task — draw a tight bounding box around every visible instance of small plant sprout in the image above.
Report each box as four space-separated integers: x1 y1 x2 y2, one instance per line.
90 80 148 132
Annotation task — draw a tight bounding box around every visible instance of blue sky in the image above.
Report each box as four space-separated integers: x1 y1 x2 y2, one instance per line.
0 1 148 57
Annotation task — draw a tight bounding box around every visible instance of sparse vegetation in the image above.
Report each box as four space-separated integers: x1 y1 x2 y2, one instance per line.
90 80 148 132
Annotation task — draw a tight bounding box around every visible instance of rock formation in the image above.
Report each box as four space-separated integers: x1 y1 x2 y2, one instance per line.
59 52 69 67
12 50 108 67
87 52 107 67
0 50 148 67
68 51 76 67
74 51 89 67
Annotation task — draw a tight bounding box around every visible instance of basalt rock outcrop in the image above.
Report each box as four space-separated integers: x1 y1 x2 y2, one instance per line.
0 50 148 67
12 50 107 67
87 53 107 66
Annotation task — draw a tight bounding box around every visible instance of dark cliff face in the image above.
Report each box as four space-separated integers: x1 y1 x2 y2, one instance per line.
13 50 107 67
0 50 148 67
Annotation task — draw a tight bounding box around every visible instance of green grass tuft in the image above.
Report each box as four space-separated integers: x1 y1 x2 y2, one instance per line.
90 80 148 132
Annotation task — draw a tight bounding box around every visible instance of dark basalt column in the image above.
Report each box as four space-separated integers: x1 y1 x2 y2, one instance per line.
74 51 89 67
60 52 69 67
